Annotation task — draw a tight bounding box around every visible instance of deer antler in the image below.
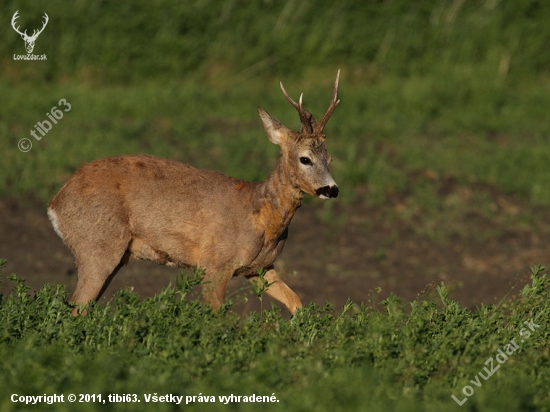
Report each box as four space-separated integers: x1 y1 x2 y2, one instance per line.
279 70 341 135
32 13 49 39
11 11 48 40
279 81 317 134
315 69 341 134
30 13 49 40
11 11 27 37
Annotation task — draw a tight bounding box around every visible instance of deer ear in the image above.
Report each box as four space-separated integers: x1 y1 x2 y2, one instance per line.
257 107 289 146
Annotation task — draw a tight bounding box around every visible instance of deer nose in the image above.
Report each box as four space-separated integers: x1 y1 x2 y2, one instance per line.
316 185 339 199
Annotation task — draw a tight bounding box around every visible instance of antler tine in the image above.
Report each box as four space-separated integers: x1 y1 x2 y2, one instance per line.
279 81 300 111
316 69 341 133
11 10 19 26
280 81 315 133
39 13 49 33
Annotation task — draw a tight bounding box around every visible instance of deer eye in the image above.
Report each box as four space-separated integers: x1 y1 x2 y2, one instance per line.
299 157 312 166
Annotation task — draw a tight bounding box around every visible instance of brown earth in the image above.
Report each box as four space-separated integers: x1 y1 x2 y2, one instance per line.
0 190 548 316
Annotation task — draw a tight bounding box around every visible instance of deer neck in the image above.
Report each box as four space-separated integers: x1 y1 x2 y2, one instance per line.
252 157 303 246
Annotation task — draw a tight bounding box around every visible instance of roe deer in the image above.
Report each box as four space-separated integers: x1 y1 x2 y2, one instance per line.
48 71 341 316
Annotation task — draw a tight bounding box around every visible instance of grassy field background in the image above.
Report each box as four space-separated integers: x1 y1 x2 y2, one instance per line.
2 0 550 410
2 0 550 208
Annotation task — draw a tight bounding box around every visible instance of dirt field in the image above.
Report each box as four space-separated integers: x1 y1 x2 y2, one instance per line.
1 191 547 316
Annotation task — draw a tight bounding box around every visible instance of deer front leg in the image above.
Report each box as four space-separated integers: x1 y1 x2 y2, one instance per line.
247 266 303 314
201 269 232 312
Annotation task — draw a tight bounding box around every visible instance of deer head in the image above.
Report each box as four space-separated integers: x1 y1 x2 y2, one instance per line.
258 70 341 199
11 11 49 54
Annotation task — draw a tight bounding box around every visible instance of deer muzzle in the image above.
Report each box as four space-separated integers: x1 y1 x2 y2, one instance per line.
316 185 339 199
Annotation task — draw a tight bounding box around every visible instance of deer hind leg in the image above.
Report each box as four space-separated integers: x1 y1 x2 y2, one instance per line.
247 266 303 314
69 232 131 316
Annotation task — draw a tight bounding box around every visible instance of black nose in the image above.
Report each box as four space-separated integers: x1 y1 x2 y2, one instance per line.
316 185 339 198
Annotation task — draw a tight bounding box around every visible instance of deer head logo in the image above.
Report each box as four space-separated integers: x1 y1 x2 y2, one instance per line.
11 11 49 54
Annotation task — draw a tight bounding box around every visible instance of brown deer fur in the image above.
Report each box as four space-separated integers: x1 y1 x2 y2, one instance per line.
48 71 341 316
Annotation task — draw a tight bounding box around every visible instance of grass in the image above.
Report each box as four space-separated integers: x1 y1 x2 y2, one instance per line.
1 259 549 411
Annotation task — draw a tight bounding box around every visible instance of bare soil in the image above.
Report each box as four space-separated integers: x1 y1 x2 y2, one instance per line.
1 191 547 316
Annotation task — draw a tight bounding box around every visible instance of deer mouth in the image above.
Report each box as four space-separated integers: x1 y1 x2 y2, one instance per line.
315 185 339 199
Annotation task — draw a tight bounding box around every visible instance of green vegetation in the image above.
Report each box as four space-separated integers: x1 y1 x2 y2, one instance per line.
1 259 549 411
